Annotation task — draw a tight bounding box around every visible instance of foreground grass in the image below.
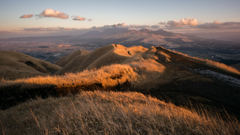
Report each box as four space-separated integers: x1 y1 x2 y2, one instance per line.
0 91 239 135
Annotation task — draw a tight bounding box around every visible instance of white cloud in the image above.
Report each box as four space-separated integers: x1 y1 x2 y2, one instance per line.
167 18 198 27
72 16 86 21
20 14 33 18
38 9 69 19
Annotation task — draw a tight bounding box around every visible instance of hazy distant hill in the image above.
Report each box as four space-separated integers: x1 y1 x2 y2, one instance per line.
76 28 187 48
0 51 61 80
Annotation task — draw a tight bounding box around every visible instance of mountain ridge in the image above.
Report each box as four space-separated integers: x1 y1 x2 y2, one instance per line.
1 44 239 121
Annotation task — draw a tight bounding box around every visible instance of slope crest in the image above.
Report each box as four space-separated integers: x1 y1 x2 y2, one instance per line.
55 44 148 75
55 49 89 67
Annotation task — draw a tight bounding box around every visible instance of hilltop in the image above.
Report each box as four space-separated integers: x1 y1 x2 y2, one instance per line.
0 44 240 134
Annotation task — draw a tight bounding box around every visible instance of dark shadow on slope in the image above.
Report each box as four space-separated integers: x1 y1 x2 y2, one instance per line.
0 81 131 110
0 83 57 110
144 80 240 121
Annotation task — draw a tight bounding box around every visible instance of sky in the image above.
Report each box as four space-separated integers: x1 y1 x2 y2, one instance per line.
0 0 240 37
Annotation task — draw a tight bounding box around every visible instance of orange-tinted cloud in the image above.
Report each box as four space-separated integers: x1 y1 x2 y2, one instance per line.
20 14 33 18
38 9 69 19
213 20 222 24
167 18 198 27
72 16 86 21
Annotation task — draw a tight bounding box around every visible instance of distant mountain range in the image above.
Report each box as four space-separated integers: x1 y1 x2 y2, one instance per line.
75 28 194 48
71 28 240 56
1 28 240 67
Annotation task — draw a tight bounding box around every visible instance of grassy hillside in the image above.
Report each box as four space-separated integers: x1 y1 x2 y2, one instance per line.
0 50 61 80
1 91 239 135
55 44 148 75
157 46 240 77
1 44 240 134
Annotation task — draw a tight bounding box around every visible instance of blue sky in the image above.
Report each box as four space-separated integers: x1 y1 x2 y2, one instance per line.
0 0 240 34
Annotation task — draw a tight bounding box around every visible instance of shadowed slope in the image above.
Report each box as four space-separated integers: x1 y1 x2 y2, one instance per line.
233 63 240 71
0 51 61 80
55 49 89 67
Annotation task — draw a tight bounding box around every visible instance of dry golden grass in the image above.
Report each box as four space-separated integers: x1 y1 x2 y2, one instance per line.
1 64 137 89
203 59 240 75
0 91 239 135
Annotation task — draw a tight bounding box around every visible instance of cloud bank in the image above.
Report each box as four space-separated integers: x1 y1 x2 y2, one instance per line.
158 18 240 32
20 14 33 18
197 21 240 29
23 27 79 32
101 23 160 30
167 18 198 27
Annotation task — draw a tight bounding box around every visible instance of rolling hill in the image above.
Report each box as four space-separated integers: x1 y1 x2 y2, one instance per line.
0 50 61 80
0 44 240 134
